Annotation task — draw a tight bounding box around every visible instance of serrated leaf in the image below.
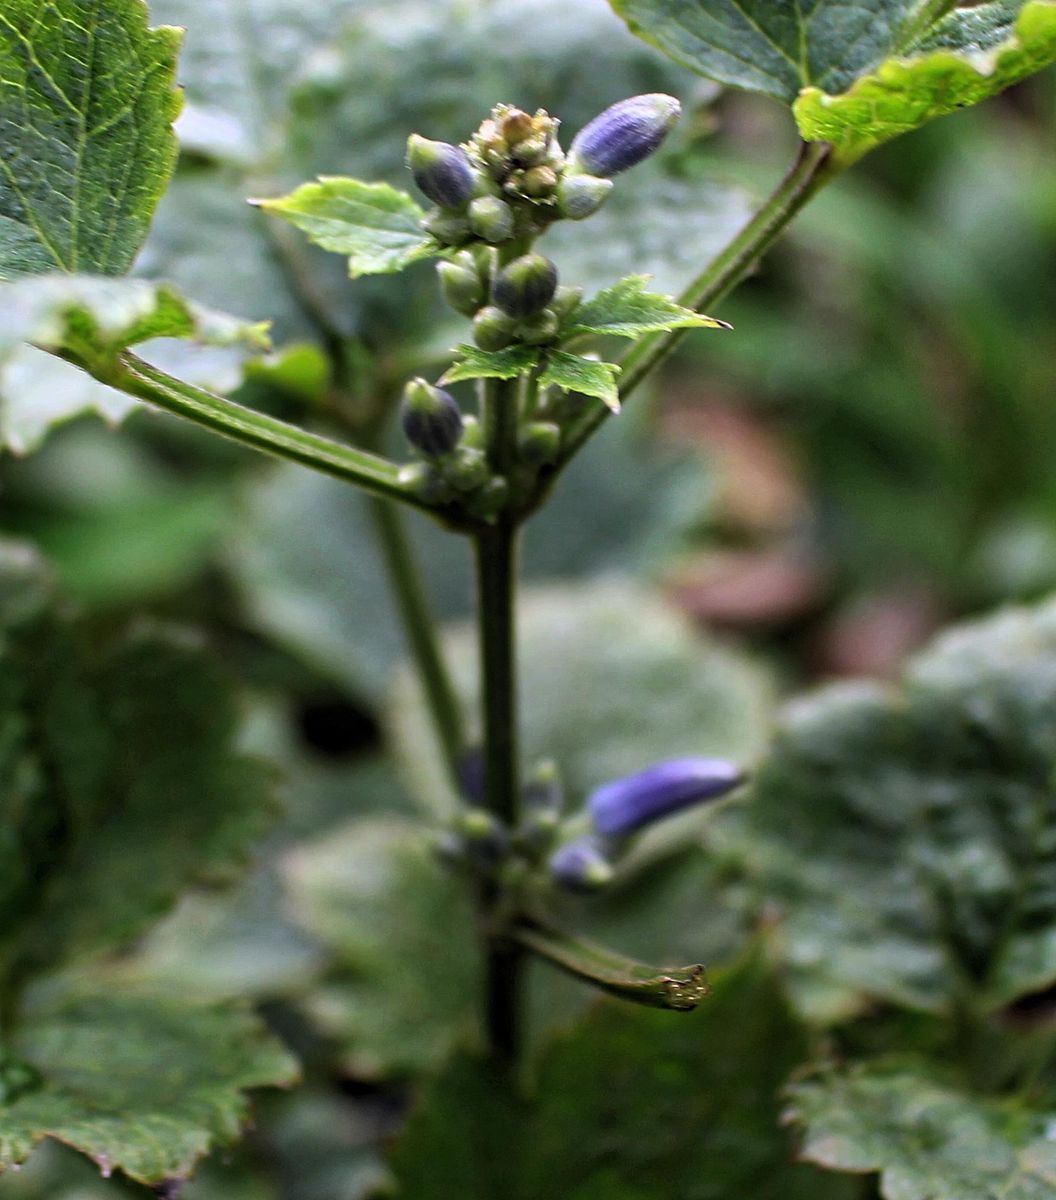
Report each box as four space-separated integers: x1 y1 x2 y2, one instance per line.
282 818 481 1078
539 351 622 412
787 1065 1056 1200
609 0 951 103
795 1 1056 163
0 541 278 982
0 0 182 277
724 596 1056 1021
439 344 540 385
568 275 731 340
389 956 857 1199
255 178 438 277
0 990 298 1184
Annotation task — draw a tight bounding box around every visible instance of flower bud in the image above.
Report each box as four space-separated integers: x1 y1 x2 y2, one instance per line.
437 258 484 316
466 476 509 521
397 462 452 505
407 134 476 209
549 836 614 894
455 808 509 869
493 254 558 318
556 174 613 220
519 166 558 198
589 758 744 838
459 413 484 449
501 108 536 145
569 94 681 178
524 759 563 816
444 446 489 492
400 378 463 459
468 195 515 243
550 285 583 321
422 210 471 246
518 421 561 465
513 136 549 166
518 309 560 346
473 305 518 351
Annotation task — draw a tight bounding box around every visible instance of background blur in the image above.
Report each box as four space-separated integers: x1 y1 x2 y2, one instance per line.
2 0 1054 1195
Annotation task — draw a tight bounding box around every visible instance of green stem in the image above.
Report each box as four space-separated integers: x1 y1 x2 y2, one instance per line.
475 376 524 1064
110 353 429 511
556 140 837 465
366 495 465 789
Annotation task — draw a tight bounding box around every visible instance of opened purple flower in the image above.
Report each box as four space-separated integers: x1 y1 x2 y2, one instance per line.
589 758 744 837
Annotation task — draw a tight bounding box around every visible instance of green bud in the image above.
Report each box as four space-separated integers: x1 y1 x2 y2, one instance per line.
473 305 518 351
500 108 536 145
437 259 484 316
513 136 549 166
520 165 558 197
555 174 613 220
493 253 559 318
518 421 561 465
459 413 484 449
519 309 560 345
467 476 510 521
397 462 453 505
550 285 584 321
444 446 489 492
454 809 509 870
468 195 515 243
422 209 472 245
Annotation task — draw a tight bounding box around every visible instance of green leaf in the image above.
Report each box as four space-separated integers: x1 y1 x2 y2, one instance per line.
539 351 622 412
567 275 732 340
439 344 540 385
0 0 182 277
389 956 857 1199
724 596 1056 1021
282 818 481 1078
0 541 278 981
787 1065 1056 1200
255 178 438 277
0 989 298 1185
794 1 1056 163
608 0 948 103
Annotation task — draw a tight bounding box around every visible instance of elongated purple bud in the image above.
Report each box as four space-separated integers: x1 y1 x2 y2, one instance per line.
407 135 476 209
401 378 463 458
549 836 614 893
569 94 681 178
589 758 744 837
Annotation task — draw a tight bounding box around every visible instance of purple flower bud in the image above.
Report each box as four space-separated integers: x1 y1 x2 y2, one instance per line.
589 758 744 837
493 253 558 318
569 94 681 178
401 378 463 458
549 836 614 893
407 135 476 209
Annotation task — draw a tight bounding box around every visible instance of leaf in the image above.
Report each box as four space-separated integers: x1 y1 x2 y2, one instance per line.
567 275 732 340
389 956 858 1199
608 0 946 103
254 178 438 278
786 1065 1056 1200
439 344 541 385
282 818 481 1078
0 540 278 981
539 351 622 412
0 0 182 277
0 989 298 1185
723 596 1056 1021
794 1 1056 163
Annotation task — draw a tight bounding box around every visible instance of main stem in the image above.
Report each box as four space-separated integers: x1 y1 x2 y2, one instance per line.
475 377 524 1064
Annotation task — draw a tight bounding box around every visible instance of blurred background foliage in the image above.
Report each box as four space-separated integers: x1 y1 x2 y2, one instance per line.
2 0 1055 1195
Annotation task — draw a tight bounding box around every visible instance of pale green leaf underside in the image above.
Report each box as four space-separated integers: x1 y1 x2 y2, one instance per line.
609 0 947 102
794 0 1056 162
539 350 622 411
568 274 731 339
0 0 183 278
439 344 540 385
788 1066 1056 1200
0 991 298 1184
255 178 438 277
728 597 1056 1022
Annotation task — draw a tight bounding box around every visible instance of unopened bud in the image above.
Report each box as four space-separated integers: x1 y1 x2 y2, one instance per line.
550 285 584 321
569 94 681 178
437 259 484 316
422 209 471 246
556 174 613 220
454 808 509 870
549 837 614 894
493 254 558 318
467 476 509 520
519 309 560 345
473 305 518 351
459 413 484 449
513 136 549 166
520 165 558 197
401 378 463 459
407 135 476 209
469 195 515 243
397 462 452 505
518 421 561 464
501 109 536 145
589 758 744 838
444 446 489 491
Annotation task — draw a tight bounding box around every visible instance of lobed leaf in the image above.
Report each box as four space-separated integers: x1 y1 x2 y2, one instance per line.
539 351 622 412
787 1065 1056 1200
0 0 183 277
254 178 439 277
439 344 541 385
566 275 731 340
